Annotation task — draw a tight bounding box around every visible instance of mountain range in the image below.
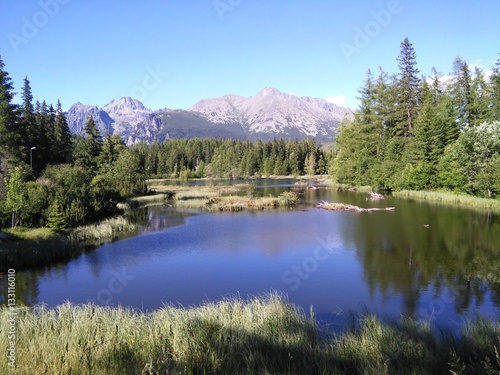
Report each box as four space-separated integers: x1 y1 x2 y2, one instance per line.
65 88 353 145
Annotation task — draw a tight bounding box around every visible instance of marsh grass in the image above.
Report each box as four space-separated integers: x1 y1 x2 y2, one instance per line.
174 191 298 212
393 190 500 211
117 193 169 210
1 293 498 374
69 216 138 245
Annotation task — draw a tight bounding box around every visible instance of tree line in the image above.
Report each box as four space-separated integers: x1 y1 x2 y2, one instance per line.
132 138 328 179
0 56 147 231
0 54 328 232
332 38 500 197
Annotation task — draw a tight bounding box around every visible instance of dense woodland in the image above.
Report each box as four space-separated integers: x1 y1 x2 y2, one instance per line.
332 38 500 197
1 38 499 233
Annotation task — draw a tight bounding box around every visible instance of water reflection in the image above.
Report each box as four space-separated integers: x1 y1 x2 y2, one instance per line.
1 185 498 332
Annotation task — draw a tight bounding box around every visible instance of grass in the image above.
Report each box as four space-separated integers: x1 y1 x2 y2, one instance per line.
68 216 138 245
393 190 500 211
174 191 299 212
0 216 139 271
117 193 169 210
1 293 498 374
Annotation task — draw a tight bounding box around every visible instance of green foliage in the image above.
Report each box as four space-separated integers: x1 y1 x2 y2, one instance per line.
5 165 30 227
47 199 69 234
108 149 147 198
331 41 500 197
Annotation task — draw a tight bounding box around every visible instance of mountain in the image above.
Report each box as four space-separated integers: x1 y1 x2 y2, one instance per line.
66 88 353 144
190 87 352 140
65 102 114 136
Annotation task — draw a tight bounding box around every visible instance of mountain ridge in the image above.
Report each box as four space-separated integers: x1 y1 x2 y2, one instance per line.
66 88 353 145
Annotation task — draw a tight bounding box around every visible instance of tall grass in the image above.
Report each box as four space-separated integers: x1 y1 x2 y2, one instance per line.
1 293 498 374
393 190 500 211
117 193 169 210
174 191 299 212
69 216 137 245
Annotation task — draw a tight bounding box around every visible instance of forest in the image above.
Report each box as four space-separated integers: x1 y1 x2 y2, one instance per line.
332 38 500 197
0 55 327 232
1 37 500 233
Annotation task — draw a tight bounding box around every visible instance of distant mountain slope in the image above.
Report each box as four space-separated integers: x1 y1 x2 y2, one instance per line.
66 88 353 144
189 87 352 140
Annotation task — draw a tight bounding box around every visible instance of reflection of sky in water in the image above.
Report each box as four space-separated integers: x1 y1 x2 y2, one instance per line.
4 187 499 333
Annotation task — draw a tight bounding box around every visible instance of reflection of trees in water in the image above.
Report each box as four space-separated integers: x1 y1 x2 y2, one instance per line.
127 206 192 234
0 206 192 308
341 199 500 316
0 271 39 307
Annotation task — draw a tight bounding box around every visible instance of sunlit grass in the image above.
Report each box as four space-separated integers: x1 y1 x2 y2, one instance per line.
1 293 498 374
174 191 298 212
69 216 137 244
393 190 500 211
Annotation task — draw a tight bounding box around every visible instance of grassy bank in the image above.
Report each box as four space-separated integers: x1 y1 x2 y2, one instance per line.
393 190 500 211
1 293 498 374
0 216 139 271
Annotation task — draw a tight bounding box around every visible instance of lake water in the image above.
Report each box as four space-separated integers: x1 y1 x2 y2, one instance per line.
2 181 499 331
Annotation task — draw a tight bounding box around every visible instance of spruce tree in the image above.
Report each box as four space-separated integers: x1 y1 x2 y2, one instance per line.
53 100 72 164
395 38 421 137
21 77 36 155
47 199 69 234
491 54 500 120
0 55 20 161
74 115 102 170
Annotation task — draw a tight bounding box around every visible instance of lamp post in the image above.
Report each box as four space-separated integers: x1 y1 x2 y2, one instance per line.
30 146 36 169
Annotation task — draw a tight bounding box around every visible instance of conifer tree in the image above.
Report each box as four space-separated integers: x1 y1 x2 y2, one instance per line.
491 54 500 120
395 38 421 137
53 100 72 164
21 77 36 154
47 199 69 234
0 56 20 161
74 115 102 170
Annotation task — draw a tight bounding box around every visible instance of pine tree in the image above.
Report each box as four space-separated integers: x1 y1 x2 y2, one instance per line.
0 55 21 161
395 38 421 136
74 115 102 170
451 57 473 129
491 54 500 120
47 199 69 234
53 100 72 164
20 77 37 156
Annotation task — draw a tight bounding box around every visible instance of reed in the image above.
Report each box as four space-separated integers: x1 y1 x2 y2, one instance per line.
174 191 298 212
393 190 500 211
1 293 498 374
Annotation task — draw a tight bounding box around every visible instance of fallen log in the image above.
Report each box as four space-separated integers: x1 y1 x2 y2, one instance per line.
316 201 395 212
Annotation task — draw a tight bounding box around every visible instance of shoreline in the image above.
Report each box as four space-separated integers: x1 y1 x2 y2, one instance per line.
2 181 499 271
0 194 170 271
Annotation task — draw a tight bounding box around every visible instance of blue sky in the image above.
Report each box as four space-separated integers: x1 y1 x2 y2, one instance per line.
0 0 499 111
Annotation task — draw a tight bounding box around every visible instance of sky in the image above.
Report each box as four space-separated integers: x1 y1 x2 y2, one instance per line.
0 0 499 111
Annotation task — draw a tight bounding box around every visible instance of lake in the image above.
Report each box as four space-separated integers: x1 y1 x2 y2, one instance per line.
2 181 499 331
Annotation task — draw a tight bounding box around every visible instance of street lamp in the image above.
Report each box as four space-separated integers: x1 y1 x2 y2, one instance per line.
30 146 36 169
